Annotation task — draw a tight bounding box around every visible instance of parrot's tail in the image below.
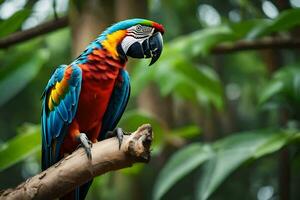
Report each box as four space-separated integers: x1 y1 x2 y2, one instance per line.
60 180 93 200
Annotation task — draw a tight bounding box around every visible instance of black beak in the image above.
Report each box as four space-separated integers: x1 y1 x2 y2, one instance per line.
126 32 163 66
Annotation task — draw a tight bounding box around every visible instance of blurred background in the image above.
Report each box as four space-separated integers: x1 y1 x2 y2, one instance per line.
1 0 300 200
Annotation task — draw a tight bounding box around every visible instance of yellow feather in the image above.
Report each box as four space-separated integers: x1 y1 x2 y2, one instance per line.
101 30 127 59
48 96 54 111
51 90 60 104
47 77 69 111
55 82 64 96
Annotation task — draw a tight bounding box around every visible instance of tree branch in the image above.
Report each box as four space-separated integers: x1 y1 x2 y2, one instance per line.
211 37 300 54
0 16 68 49
1 16 300 54
0 124 153 200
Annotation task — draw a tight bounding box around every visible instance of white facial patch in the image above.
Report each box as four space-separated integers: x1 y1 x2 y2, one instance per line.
121 36 144 53
121 25 154 53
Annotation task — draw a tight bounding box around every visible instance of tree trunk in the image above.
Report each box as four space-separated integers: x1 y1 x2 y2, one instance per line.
115 0 147 20
69 0 115 57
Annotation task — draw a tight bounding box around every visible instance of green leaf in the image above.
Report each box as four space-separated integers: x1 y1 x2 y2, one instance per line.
259 81 284 104
152 128 300 200
259 66 300 105
153 144 213 200
0 49 49 106
174 61 224 109
247 9 300 38
253 133 289 158
196 130 297 200
229 19 270 39
168 25 236 57
0 124 41 171
0 9 31 38
147 54 224 109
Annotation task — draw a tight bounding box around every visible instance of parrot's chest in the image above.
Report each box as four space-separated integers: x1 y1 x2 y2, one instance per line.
75 68 120 137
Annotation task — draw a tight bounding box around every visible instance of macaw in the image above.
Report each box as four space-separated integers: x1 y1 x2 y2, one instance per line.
41 18 164 200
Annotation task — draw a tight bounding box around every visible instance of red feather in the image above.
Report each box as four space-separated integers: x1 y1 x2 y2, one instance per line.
60 49 126 156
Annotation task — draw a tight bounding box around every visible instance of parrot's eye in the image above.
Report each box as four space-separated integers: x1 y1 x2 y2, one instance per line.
136 25 142 31
134 25 153 35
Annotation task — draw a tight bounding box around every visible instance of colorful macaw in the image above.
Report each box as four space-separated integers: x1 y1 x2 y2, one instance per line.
41 18 164 200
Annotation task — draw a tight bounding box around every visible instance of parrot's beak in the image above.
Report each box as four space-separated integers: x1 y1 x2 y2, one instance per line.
126 32 163 66
148 32 163 66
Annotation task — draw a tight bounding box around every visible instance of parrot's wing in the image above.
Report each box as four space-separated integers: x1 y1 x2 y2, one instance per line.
41 64 82 170
99 69 130 140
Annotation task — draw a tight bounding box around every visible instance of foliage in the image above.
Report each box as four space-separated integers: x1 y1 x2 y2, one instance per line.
0 9 31 38
153 144 212 200
132 9 300 111
0 1 300 200
132 57 224 109
0 48 49 106
154 130 300 200
0 124 40 172
259 66 300 105
247 9 300 38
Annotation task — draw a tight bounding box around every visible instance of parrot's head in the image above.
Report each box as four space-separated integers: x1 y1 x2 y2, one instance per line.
101 18 164 65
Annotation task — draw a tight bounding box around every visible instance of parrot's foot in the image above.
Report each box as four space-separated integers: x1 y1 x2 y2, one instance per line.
78 133 92 160
106 127 129 149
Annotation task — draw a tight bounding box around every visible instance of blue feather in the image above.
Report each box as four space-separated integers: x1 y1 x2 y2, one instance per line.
100 69 130 139
71 87 77 106
57 100 68 122
41 64 82 170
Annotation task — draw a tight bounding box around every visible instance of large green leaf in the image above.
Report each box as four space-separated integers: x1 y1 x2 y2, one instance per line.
153 144 213 200
0 124 41 172
0 9 31 38
196 130 299 200
247 9 300 38
153 130 300 200
0 49 49 106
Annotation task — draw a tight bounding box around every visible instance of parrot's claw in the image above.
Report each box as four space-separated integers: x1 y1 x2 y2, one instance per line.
106 127 128 149
78 133 92 160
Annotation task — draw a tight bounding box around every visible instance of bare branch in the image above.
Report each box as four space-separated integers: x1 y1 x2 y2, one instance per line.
0 17 68 49
0 124 153 200
211 37 300 54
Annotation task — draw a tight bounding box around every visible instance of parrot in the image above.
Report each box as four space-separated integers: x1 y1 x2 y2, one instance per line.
41 18 164 200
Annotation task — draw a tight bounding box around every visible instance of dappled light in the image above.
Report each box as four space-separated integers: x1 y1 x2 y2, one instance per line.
262 1 279 18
